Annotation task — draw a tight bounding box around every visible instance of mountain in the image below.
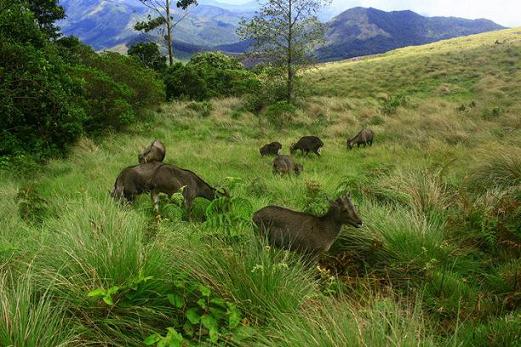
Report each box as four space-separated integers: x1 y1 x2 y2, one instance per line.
198 0 258 12
58 2 504 62
58 0 254 55
317 7 505 61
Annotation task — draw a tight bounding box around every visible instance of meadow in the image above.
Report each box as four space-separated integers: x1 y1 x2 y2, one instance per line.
1 29 521 346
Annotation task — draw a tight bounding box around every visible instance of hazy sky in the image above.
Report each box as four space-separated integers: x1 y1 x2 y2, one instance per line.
220 0 521 27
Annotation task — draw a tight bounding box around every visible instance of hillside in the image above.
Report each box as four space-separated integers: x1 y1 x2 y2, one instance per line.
1 29 521 345
317 7 505 61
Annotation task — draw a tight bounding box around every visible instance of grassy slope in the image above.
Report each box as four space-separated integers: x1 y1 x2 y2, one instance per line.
1 29 521 346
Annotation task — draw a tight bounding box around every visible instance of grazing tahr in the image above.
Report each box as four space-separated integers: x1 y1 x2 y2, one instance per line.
111 163 226 218
138 139 166 164
111 162 163 203
253 195 363 254
347 129 374 149
150 165 227 217
272 155 303 176
290 136 324 156
260 142 282 156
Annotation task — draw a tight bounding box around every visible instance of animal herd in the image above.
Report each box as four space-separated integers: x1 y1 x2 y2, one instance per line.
112 129 374 255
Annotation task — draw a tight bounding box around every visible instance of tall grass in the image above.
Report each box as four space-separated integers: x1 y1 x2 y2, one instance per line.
167 233 318 322
258 294 437 347
34 196 173 345
0 272 80 347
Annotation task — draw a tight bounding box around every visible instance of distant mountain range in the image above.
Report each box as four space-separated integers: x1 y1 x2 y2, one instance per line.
59 1 505 61
318 7 505 61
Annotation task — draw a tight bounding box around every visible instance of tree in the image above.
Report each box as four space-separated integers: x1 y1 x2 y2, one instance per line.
238 0 330 102
134 0 198 66
27 0 65 38
128 42 167 71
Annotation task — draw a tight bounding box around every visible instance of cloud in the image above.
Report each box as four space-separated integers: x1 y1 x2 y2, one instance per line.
330 0 521 27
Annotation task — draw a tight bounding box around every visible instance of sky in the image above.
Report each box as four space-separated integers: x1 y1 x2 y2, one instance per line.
217 0 521 27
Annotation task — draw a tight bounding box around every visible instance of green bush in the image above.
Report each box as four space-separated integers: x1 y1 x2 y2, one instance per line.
164 63 209 101
90 52 165 111
243 65 288 113
0 4 164 160
128 42 167 72
70 65 135 133
264 101 297 128
164 52 259 101
186 101 213 118
0 3 85 158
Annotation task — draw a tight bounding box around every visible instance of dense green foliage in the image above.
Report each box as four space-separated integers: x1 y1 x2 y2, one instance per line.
27 0 65 38
164 52 259 101
128 42 167 72
0 2 84 158
0 2 164 159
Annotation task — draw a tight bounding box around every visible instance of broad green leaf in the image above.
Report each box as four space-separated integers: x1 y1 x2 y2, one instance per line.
102 295 114 306
228 306 241 328
107 286 120 295
210 298 226 307
201 314 218 332
166 327 184 347
144 333 161 345
198 285 211 297
209 307 226 319
167 293 185 308
186 308 201 324
87 288 106 297
208 327 219 343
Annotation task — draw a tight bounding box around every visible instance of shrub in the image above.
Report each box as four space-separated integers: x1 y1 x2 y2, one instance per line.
128 42 167 72
0 3 85 159
264 101 297 129
91 52 165 111
188 52 260 98
164 52 260 101
188 51 242 71
70 65 135 133
0 5 164 160
164 63 209 101
244 65 288 113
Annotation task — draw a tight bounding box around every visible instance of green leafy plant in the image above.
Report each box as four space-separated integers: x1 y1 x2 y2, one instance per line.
87 272 154 306
145 275 244 346
264 101 298 129
205 196 254 236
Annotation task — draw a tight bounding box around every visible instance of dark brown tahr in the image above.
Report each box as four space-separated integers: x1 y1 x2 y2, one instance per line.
111 162 226 218
253 196 363 254
260 142 282 156
138 139 166 164
272 155 303 176
150 165 227 217
290 136 324 156
347 129 374 150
